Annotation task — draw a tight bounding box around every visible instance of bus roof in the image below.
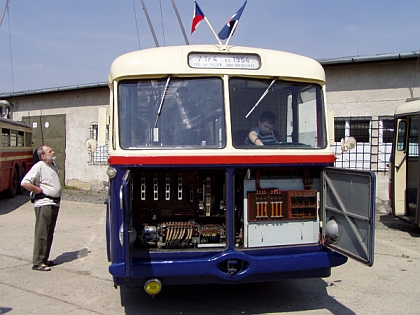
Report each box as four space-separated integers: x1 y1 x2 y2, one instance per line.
0 116 31 130
109 45 325 84
395 99 420 116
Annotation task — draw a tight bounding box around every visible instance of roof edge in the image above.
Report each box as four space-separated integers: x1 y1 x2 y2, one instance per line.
318 51 420 65
0 82 108 98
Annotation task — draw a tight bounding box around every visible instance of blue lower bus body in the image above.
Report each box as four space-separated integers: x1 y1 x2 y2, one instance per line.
106 163 350 287
109 246 347 287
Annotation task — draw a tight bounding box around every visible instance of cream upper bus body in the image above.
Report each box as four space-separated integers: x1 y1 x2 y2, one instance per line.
0 117 32 133
395 99 420 117
106 45 333 162
0 117 32 154
108 45 325 83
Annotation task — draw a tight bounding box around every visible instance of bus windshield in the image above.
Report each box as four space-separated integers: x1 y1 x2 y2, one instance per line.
118 76 326 149
118 77 224 149
230 78 326 148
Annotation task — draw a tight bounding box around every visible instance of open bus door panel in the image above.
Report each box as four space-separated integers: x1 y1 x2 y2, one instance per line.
392 118 408 217
322 167 375 266
415 113 420 225
391 115 420 225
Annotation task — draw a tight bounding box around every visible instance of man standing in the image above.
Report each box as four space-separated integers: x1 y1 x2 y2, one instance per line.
21 145 62 271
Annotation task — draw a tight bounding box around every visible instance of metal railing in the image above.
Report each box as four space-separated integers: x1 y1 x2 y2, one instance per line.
88 125 109 165
332 118 393 173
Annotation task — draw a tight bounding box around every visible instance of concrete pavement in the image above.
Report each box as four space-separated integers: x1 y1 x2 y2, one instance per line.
1 195 420 315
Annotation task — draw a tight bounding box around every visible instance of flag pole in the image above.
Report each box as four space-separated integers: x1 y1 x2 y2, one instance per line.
223 20 239 49
203 17 224 47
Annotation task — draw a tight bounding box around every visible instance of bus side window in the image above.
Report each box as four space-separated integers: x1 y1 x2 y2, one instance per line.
2 128 10 147
25 132 32 147
397 121 407 151
408 118 419 157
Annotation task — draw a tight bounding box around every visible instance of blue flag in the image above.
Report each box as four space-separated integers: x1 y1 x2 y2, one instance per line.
218 1 247 40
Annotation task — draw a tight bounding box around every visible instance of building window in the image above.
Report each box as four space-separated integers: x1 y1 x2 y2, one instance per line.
349 119 370 143
333 117 372 170
381 117 394 143
332 116 393 172
334 120 346 142
88 124 109 165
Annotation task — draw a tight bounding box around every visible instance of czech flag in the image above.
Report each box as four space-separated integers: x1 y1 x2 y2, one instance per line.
191 1 205 34
218 1 247 40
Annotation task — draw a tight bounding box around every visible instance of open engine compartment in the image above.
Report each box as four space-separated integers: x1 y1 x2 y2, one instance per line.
128 167 323 251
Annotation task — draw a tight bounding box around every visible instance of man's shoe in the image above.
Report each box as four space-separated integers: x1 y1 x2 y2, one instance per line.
44 260 57 267
32 263 51 271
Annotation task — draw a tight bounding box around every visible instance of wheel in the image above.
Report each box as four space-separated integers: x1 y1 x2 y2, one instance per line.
8 167 19 198
17 165 26 195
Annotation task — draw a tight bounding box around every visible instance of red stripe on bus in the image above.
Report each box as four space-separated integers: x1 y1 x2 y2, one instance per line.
0 151 32 157
108 155 336 165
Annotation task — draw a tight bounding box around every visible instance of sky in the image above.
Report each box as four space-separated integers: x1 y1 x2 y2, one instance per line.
0 0 420 93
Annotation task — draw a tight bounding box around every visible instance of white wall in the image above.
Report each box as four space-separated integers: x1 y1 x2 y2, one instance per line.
324 58 420 202
325 59 420 117
10 87 109 191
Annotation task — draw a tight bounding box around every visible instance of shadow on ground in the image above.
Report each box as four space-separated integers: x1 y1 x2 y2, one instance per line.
54 248 91 265
120 279 356 315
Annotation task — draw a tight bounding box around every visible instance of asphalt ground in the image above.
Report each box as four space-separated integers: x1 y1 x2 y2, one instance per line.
1 193 420 315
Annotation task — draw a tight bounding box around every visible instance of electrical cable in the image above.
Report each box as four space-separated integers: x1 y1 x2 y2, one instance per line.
159 0 165 46
132 0 142 49
7 5 15 95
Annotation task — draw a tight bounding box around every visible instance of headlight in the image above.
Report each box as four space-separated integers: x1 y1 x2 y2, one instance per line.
325 218 339 242
144 278 162 295
106 167 117 179
119 223 137 246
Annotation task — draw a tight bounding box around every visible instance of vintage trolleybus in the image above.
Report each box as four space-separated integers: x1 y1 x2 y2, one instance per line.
0 103 33 197
389 98 420 225
99 44 375 295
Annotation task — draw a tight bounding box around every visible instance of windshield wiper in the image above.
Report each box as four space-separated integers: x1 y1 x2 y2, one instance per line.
245 78 277 118
154 75 171 128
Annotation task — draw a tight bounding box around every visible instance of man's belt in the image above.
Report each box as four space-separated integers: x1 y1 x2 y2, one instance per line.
31 192 61 203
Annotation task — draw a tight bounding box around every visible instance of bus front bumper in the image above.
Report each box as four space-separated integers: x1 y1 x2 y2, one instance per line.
109 249 347 286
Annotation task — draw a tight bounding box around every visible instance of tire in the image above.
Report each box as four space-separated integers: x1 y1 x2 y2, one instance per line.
8 167 19 198
17 164 26 195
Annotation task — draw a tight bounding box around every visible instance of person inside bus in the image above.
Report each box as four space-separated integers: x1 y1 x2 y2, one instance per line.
161 86 206 145
21 145 62 271
246 111 279 146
